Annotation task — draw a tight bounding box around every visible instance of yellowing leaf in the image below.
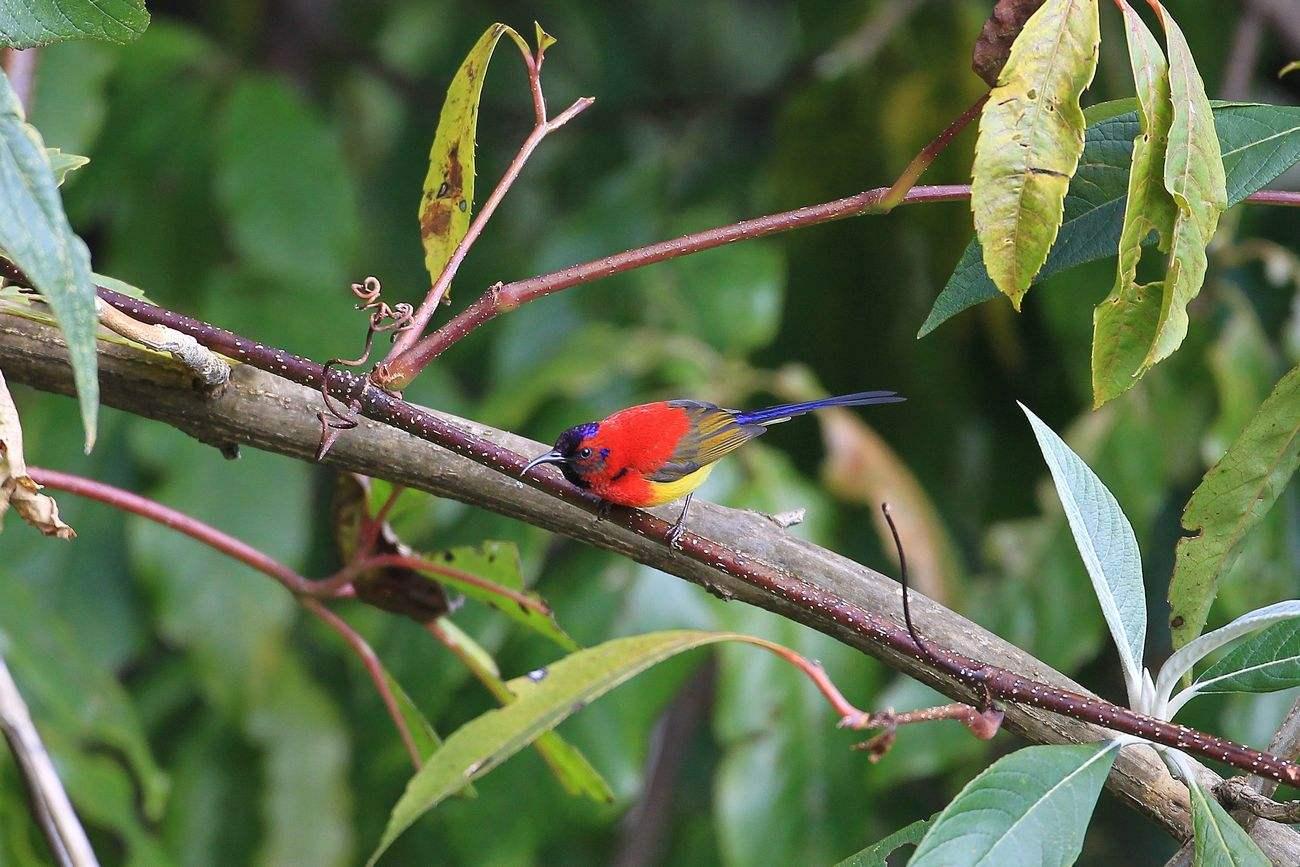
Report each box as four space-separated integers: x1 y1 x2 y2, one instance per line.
418 23 528 296
1141 0 1227 370
1090 0 1176 407
970 0 1099 308
0 370 74 538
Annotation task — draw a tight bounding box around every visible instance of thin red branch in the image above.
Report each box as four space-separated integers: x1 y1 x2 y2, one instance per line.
879 92 988 210
87 289 1300 788
30 466 426 770
379 184 1299 382
2 48 39 115
310 552 550 615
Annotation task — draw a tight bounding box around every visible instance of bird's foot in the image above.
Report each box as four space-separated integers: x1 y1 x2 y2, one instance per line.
595 500 614 522
666 521 686 549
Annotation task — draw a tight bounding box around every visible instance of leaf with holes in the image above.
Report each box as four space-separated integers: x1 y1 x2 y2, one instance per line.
1189 779 1269 866
1022 404 1146 703
834 816 934 866
1168 365 1300 651
418 23 528 295
969 0 1099 307
910 742 1118 866
920 103 1300 337
1090 0 1175 407
369 631 787 863
0 0 149 49
1140 0 1227 371
0 70 98 448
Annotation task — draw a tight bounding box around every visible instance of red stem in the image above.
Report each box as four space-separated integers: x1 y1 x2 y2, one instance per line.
30 466 425 770
313 553 550 614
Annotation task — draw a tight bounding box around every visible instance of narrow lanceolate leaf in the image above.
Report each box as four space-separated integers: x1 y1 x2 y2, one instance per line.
368 631 754 864
1141 0 1227 370
910 742 1118 867
433 619 611 806
1168 365 1300 651
970 0 1099 308
1193 619 1300 696
46 149 89 186
1189 780 1270 867
0 0 149 49
834 816 933 867
418 23 526 294
1022 404 1146 702
0 71 97 448
1091 1 1176 407
920 103 1300 337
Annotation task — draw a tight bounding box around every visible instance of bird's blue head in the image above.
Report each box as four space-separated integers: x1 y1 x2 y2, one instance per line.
523 422 602 488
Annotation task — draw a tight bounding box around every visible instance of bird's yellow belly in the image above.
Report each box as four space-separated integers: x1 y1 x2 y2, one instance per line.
641 464 715 506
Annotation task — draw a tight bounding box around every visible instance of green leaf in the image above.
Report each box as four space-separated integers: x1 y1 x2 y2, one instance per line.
1188 779 1269 867
1083 98 1139 125
0 70 98 448
0 0 149 49
1140 0 1227 371
433 618 612 806
368 631 758 863
1193 618 1300 696
920 103 1300 337
910 742 1118 866
418 23 526 295
215 75 359 289
1090 2 1175 407
1022 404 1146 699
418 542 578 652
1168 364 1300 650
969 0 1099 307
383 669 444 763
45 148 88 185
834 817 933 866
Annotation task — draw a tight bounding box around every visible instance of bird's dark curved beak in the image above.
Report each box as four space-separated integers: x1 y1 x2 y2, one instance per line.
522 450 566 476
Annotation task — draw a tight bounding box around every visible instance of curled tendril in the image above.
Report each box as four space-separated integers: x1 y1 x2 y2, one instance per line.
317 277 416 460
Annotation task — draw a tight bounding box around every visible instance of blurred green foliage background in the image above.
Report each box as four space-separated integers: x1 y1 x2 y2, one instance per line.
2 1 1298 864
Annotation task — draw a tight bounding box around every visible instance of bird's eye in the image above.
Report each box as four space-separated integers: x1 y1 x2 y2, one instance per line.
578 447 593 459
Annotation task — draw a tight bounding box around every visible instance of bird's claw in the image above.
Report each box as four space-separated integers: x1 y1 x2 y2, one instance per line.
666 522 686 549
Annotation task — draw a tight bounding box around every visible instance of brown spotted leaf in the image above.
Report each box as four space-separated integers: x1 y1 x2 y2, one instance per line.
970 0 1100 308
418 23 529 297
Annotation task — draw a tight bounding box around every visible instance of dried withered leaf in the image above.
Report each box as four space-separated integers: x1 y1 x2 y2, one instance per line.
972 0 1047 86
0 370 74 539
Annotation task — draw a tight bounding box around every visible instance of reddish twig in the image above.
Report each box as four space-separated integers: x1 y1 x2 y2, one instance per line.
29 466 426 770
377 185 1299 384
383 36 594 363
87 288 1300 788
302 598 423 768
2 48 39 114
879 91 988 211
309 552 550 615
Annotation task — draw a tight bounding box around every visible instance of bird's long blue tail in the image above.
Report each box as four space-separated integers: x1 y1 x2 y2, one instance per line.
734 390 905 426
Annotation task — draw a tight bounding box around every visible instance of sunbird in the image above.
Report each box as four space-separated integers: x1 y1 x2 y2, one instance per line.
523 391 905 544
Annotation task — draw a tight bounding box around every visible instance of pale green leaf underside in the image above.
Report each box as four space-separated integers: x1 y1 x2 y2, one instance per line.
910 742 1118 867
970 0 1099 307
0 0 149 48
1158 600 1300 706
1168 364 1300 651
1022 404 1146 696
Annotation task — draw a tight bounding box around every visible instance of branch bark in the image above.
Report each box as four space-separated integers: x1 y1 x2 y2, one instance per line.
3 313 1300 859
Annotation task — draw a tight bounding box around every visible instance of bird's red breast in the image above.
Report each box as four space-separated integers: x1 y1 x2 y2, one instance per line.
578 402 693 507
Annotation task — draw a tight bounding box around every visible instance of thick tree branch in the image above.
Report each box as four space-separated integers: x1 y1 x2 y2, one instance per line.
5 313 1300 859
